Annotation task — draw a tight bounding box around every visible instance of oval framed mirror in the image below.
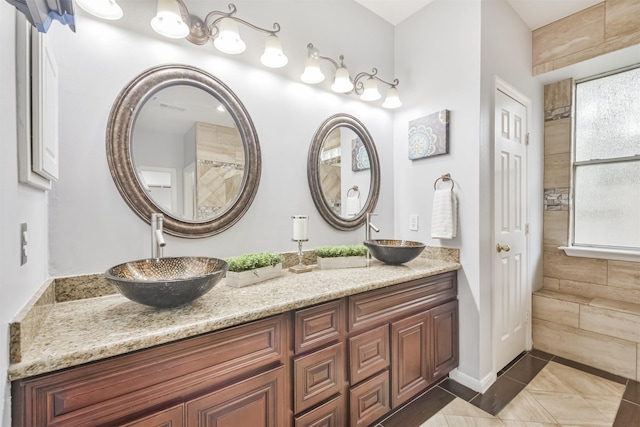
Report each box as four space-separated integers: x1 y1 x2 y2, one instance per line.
308 114 380 231
106 64 261 238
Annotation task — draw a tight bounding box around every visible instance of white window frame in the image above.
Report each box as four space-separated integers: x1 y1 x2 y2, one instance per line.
560 65 640 263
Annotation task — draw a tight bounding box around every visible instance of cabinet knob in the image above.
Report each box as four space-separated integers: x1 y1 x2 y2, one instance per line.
496 244 511 253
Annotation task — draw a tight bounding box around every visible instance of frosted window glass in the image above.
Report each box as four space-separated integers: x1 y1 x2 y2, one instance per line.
574 161 640 249
575 67 640 162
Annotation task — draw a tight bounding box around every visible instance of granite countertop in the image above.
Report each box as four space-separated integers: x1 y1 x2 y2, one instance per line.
8 252 460 381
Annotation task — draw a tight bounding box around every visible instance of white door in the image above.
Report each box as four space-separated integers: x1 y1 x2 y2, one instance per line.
493 87 529 372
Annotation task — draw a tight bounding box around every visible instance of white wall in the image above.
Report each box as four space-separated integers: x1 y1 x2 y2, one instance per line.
46 2 396 276
0 5 50 425
393 0 543 390
479 0 544 385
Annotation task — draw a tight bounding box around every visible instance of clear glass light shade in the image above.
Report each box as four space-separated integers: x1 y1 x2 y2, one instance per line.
214 18 246 54
260 34 288 68
300 57 325 84
382 86 402 108
151 0 189 38
331 67 354 93
76 0 123 20
360 77 381 101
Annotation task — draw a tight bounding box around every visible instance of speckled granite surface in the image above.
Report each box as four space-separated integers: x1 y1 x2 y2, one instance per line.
8 251 459 381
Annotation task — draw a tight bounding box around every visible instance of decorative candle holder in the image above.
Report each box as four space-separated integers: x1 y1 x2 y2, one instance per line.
289 239 312 274
290 215 312 274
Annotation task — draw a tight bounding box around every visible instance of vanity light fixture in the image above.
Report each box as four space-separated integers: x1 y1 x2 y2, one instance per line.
151 1 288 68
301 43 401 108
75 0 123 20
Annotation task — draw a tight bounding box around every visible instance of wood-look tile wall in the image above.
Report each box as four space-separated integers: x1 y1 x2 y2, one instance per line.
538 77 640 380
542 80 640 299
533 0 640 75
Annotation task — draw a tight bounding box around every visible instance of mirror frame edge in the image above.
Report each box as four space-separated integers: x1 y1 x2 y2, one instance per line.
307 113 380 231
106 64 261 238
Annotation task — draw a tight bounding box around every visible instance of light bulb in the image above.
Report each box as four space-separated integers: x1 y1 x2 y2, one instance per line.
301 56 325 84
260 34 288 68
331 67 353 93
360 77 381 101
76 0 123 20
382 86 402 109
214 18 246 54
150 0 189 39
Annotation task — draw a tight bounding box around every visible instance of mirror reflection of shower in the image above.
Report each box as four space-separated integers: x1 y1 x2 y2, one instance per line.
132 85 244 222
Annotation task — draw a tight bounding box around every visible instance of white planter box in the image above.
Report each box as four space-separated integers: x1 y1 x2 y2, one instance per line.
225 263 283 288
317 256 367 270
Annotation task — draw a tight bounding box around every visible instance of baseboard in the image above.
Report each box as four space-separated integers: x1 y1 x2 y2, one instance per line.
449 368 497 393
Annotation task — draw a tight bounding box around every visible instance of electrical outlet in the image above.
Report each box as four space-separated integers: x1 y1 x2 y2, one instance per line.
20 223 28 266
409 214 419 231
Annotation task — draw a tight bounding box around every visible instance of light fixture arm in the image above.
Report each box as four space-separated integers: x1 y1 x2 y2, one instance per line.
306 43 341 69
204 3 282 40
353 68 399 94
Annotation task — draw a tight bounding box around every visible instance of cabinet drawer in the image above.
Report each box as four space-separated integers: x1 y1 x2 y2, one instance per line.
349 324 390 384
186 365 285 427
349 370 390 427
295 300 344 354
349 272 456 332
294 394 345 427
121 404 184 427
12 315 287 427
294 342 345 414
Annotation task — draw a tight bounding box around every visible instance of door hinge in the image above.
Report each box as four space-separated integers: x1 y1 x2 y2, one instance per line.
526 311 531 323
525 133 530 145
525 223 529 235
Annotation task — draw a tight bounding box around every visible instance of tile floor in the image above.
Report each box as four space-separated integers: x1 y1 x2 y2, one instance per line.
377 350 640 427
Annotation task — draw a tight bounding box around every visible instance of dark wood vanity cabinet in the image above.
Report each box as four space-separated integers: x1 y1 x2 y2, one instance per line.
293 271 458 426
12 271 457 427
11 314 291 427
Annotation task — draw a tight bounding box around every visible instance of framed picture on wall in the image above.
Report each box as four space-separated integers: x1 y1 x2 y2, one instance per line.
351 137 370 171
408 109 450 160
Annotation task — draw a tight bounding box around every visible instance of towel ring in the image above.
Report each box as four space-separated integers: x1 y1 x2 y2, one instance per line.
347 185 360 199
434 173 455 191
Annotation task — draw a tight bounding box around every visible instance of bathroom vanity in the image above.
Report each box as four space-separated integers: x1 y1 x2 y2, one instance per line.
10 255 459 427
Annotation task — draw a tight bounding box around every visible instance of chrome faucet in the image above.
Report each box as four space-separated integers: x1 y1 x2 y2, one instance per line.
365 212 380 241
151 213 166 259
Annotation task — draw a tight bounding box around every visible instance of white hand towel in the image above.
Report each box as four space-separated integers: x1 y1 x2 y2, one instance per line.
431 189 457 239
345 196 361 217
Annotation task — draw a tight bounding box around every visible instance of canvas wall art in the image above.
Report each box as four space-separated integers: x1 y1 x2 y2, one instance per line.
408 109 450 160
351 137 370 171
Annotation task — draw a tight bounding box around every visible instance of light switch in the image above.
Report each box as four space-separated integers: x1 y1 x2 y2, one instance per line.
409 215 419 231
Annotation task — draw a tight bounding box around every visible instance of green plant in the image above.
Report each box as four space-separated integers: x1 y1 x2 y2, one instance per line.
226 252 283 273
315 245 367 258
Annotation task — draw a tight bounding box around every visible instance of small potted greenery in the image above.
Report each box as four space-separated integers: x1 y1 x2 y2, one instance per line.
315 245 368 270
225 252 284 288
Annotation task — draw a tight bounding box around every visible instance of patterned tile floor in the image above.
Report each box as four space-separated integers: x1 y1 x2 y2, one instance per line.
377 350 640 427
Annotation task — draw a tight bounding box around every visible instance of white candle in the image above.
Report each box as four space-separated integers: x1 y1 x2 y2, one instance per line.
292 215 308 241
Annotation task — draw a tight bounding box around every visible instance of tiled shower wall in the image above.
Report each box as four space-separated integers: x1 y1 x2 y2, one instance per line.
534 78 640 380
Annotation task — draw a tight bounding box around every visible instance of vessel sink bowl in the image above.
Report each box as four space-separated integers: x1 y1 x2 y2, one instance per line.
105 257 228 308
363 239 426 264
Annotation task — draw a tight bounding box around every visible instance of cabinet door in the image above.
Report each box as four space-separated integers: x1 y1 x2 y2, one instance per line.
121 405 184 427
185 366 285 427
431 300 459 382
391 311 430 408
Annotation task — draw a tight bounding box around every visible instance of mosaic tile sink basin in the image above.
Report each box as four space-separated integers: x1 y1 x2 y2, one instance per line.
105 257 228 308
363 239 426 264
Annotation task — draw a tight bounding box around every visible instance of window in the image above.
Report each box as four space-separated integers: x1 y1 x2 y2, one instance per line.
571 66 640 255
